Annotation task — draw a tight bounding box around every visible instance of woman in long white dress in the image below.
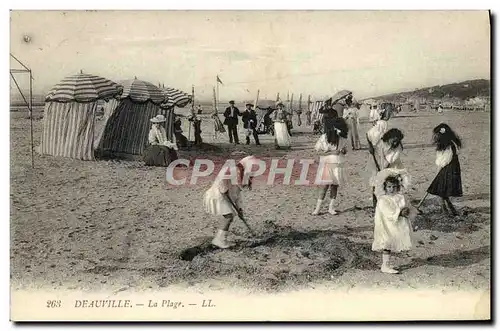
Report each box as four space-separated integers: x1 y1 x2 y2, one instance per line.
311 118 349 215
372 168 416 274
343 104 361 150
203 155 261 248
272 102 291 149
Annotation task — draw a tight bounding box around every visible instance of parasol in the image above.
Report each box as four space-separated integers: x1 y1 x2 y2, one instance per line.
330 89 353 104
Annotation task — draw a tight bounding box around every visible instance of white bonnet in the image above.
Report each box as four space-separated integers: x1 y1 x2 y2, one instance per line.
373 168 411 198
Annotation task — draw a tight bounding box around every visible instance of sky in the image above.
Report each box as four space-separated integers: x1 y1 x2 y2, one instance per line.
9 10 490 102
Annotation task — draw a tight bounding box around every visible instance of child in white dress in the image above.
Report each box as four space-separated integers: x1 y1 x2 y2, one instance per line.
312 118 349 215
203 155 261 249
372 168 416 274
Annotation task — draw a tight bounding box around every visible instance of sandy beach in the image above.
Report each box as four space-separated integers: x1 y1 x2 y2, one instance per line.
10 110 490 295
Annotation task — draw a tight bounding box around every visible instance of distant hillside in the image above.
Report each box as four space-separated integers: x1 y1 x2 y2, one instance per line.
369 79 490 103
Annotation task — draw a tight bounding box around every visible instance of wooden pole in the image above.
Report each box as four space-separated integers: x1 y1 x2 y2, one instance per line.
216 76 220 112
254 89 260 109
191 85 195 117
213 86 218 140
29 70 34 168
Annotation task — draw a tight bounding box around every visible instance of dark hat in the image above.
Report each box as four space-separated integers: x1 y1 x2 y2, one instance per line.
276 102 284 107
245 103 254 107
229 100 235 104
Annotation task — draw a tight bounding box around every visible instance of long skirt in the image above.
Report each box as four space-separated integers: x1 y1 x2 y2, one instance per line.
143 145 178 167
427 155 463 198
347 118 361 149
175 132 188 148
274 122 291 148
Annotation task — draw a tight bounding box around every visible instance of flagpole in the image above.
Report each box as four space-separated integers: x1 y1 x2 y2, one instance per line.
213 86 218 140
191 85 195 117
216 76 219 114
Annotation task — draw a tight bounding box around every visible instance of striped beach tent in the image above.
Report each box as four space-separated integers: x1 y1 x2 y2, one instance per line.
96 79 172 157
40 73 123 161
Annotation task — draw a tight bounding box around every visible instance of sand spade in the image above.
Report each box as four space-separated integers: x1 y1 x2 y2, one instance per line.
224 192 257 237
416 169 442 213
366 133 381 171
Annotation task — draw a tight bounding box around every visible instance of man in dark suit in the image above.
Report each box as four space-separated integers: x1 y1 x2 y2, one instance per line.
223 100 241 144
241 103 261 145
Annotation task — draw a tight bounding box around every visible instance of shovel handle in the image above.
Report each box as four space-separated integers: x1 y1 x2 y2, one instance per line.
224 193 256 236
416 192 429 210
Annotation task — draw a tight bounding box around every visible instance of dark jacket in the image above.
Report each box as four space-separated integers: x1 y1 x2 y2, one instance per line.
223 106 240 125
241 109 257 129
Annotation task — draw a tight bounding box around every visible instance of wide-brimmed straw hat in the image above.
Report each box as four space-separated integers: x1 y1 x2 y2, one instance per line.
238 155 262 176
150 114 166 123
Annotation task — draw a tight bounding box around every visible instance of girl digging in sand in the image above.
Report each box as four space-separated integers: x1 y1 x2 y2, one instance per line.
426 123 463 216
366 128 405 208
311 118 349 216
203 155 261 249
372 168 416 274
366 107 391 206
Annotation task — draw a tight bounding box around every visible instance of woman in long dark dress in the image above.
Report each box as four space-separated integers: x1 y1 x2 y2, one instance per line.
143 115 179 167
426 123 463 216
174 116 188 148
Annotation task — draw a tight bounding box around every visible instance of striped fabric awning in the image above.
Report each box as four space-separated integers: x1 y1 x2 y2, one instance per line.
97 99 173 156
161 87 192 108
119 79 167 105
45 73 123 103
311 100 325 123
40 101 97 160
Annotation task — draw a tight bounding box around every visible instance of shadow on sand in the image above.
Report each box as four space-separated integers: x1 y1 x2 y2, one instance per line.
398 246 490 271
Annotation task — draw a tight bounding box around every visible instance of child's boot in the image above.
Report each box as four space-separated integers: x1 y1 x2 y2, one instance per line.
211 230 232 249
328 198 338 215
381 252 399 274
312 199 323 215
440 199 450 215
446 199 459 216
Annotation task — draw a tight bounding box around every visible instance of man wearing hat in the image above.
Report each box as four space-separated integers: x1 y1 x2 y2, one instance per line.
241 103 260 145
223 100 241 144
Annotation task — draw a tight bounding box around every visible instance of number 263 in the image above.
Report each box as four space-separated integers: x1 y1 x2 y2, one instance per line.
47 300 61 308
